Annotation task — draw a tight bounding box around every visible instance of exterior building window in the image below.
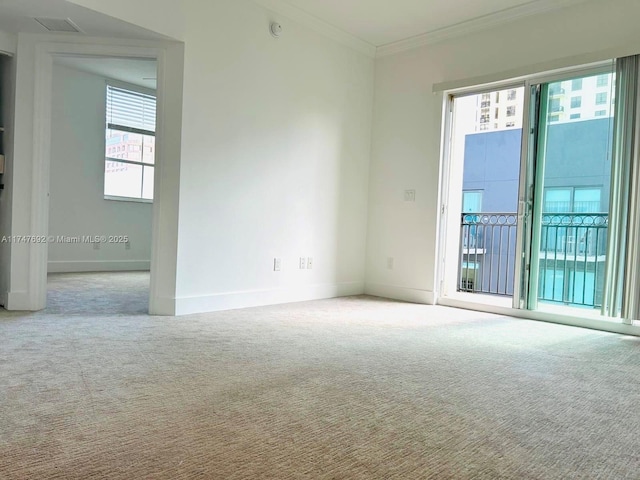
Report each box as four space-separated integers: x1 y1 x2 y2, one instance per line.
596 74 609 87
571 78 583 91
462 191 483 213
506 106 516 117
506 121 516 127
548 115 560 122
105 85 156 201
544 187 601 213
596 92 608 105
595 110 607 117
570 113 581 120
570 96 582 108
507 90 517 101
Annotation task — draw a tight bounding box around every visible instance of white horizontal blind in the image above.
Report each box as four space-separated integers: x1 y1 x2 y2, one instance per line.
106 85 156 133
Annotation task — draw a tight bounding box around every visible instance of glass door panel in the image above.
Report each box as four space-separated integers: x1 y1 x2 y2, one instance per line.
528 70 616 313
444 86 525 301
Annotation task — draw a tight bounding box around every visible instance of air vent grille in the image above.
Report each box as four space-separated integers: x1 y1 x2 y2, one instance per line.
34 18 82 33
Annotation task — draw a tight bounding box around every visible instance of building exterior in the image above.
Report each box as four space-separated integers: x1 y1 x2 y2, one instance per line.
461 117 612 306
471 74 615 133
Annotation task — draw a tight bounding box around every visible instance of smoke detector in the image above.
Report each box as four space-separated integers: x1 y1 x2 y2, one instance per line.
270 22 282 38
34 17 83 33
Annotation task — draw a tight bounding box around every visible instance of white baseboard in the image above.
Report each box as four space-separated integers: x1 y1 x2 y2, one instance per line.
4 290 32 311
47 260 151 273
175 281 365 316
149 295 176 316
364 282 436 305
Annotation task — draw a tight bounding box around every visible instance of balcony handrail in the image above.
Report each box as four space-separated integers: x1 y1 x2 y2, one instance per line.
458 211 609 305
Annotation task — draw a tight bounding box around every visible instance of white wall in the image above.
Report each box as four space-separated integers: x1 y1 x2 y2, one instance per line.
47 63 153 273
8 0 373 314
67 0 185 41
365 0 640 304
0 30 16 305
174 0 373 314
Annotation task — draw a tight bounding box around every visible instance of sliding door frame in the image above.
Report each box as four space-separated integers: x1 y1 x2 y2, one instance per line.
436 60 640 335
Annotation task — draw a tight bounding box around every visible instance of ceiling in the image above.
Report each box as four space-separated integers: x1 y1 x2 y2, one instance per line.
0 0 589 54
0 0 166 41
265 0 587 47
54 56 157 89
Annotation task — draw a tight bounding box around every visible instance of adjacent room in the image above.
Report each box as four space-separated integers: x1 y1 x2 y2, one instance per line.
1 0 640 478
47 55 157 315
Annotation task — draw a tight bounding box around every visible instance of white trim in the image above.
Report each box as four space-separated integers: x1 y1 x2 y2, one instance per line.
20 36 182 316
376 0 589 57
433 52 623 94
0 30 16 56
5 290 30 310
437 296 640 338
47 260 150 273
251 0 376 58
364 282 435 305
104 195 153 204
175 281 365 316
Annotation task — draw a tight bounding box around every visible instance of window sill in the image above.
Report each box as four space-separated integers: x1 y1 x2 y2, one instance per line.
104 195 153 204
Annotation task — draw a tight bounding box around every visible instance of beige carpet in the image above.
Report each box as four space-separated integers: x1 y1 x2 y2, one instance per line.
1 273 640 479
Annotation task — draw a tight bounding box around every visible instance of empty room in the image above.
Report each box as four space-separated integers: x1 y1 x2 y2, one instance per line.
1 0 640 478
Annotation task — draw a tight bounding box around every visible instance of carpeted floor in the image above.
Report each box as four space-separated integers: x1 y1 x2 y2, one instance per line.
1 272 640 479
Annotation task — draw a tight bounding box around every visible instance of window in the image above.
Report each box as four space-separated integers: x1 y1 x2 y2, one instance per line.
571 78 583 91
570 113 581 120
549 98 562 112
595 110 607 117
506 121 516 127
544 187 601 213
507 89 517 101
506 106 516 117
462 191 483 213
548 114 560 122
105 85 156 201
596 92 608 105
570 96 582 108
596 74 609 87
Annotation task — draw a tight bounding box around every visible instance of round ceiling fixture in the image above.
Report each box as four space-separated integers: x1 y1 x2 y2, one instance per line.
270 22 282 38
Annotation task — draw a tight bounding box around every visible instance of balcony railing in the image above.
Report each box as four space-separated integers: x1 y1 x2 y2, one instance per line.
458 212 608 308
459 213 518 296
538 213 608 307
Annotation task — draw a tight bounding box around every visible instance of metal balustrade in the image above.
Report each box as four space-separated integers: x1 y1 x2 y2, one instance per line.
459 213 518 296
458 212 608 308
538 213 608 307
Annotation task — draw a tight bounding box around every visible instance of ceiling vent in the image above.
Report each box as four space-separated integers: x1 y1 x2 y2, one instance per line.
34 18 83 33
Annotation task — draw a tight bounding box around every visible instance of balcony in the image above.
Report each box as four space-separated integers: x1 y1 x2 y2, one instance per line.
459 212 608 308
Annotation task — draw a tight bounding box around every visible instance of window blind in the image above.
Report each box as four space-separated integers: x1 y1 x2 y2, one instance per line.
106 85 156 134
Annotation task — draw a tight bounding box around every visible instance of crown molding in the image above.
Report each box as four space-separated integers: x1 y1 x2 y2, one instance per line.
251 0 376 58
376 0 590 58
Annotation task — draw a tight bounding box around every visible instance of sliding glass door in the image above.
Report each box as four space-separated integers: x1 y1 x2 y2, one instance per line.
441 58 639 325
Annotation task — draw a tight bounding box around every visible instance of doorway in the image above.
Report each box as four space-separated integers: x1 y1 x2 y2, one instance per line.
440 61 627 324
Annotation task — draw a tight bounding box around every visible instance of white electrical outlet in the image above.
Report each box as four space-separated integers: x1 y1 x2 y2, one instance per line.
299 257 307 269
274 258 282 271
307 257 313 269
387 257 394 269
